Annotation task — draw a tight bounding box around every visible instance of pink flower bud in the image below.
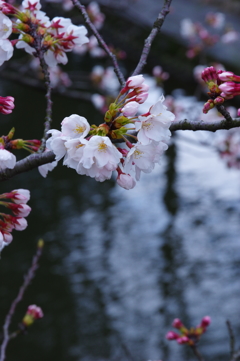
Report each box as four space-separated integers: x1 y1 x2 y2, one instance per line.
14 217 27 231
203 99 215 114
201 66 218 83
117 173 136 190
177 336 189 344
165 331 179 340
200 316 211 327
22 305 44 327
136 92 148 104
3 232 13 244
121 101 139 117
0 96 15 115
213 96 225 105
27 305 44 319
135 83 149 94
237 108 240 117
11 189 30 204
9 203 31 217
126 75 144 88
172 318 183 329
219 82 240 96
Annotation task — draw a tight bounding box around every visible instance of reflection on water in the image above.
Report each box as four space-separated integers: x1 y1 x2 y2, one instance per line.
0 81 240 361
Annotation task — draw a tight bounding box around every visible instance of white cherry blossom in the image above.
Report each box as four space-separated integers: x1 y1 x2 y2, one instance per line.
136 96 175 145
0 149 16 170
46 129 68 161
80 136 122 170
0 12 12 39
76 136 122 181
63 138 87 169
0 39 13 66
44 49 68 67
61 114 90 139
123 141 168 180
22 0 41 11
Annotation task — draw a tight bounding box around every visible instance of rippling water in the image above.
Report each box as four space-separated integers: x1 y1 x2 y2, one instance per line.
0 80 240 361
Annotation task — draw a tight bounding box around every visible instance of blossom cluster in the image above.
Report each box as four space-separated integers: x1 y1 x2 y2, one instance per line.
166 316 211 346
41 74 175 189
0 188 31 252
0 0 89 67
180 13 238 59
201 66 240 114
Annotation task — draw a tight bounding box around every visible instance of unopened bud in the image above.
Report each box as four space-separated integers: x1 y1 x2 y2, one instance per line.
22 305 43 327
172 318 184 329
166 331 179 340
200 316 211 327
203 99 215 114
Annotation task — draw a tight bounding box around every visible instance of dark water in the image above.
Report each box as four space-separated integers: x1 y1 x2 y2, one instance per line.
0 74 240 361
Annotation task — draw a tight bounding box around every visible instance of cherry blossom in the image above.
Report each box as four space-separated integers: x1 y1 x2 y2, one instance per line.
136 96 175 145
0 148 16 170
0 39 13 66
61 114 90 139
0 12 12 39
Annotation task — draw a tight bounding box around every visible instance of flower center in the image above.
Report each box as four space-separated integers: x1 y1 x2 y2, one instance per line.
98 142 108 152
142 121 153 130
74 125 86 134
133 149 143 159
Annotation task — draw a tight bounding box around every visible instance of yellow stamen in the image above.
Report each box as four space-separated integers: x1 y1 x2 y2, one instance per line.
98 142 108 152
133 149 143 159
74 125 86 134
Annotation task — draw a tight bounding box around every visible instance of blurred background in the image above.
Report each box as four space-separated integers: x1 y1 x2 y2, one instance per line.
0 0 240 360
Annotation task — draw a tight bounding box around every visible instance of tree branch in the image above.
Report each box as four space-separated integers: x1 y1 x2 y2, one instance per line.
0 242 43 361
0 116 240 182
0 151 55 182
226 320 235 359
170 117 240 132
132 0 172 76
37 53 53 151
71 0 125 87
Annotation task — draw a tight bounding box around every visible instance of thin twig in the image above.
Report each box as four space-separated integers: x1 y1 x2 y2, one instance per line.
191 344 205 361
0 242 44 361
132 0 172 76
71 0 125 87
37 53 53 151
226 320 235 359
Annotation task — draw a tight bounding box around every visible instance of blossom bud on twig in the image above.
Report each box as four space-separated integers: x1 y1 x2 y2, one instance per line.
22 305 44 327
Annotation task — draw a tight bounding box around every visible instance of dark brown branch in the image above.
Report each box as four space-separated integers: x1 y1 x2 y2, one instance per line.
191 344 205 361
37 53 53 151
71 0 125 87
226 320 235 359
0 242 44 361
216 105 233 122
0 151 55 182
132 0 172 76
0 116 240 181
170 117 240 132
